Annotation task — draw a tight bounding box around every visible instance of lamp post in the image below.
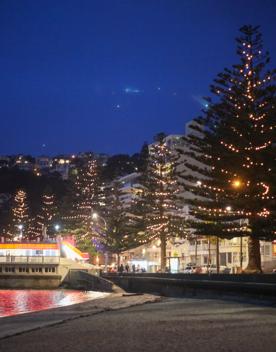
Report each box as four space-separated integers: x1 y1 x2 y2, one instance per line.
240 227 243 270
18 224 23 241
54 224 60 242
91 212 108 272
231 179 244 273
226 204 244 272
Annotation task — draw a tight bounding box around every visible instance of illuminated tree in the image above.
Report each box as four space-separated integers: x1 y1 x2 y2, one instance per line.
29 187 58 240
38 189 57 237
73 158 104 229
179 26 276 272
92 181 145 265
9 189 29 239
139 133 182 272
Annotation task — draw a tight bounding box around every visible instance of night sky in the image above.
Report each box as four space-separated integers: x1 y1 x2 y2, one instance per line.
1 0 276 156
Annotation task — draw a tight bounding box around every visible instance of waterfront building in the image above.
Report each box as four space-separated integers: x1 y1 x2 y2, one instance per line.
121 237 276 273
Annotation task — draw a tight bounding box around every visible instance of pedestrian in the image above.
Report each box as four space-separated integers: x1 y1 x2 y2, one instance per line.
125 264 129 272
119 264 124 274
132 264 136 273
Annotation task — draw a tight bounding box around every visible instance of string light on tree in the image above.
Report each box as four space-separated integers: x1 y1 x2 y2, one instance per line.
178 25 276 273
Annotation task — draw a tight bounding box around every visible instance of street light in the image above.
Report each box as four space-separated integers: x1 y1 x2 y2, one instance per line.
18 224 23 241
54 224 60 232
231 180 245 272
91 211 108 272
92 212 98 220
92 212 107 227
232 179 242 189
226 205 244 272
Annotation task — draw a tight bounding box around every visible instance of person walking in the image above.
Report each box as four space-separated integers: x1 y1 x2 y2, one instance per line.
118 264 124 274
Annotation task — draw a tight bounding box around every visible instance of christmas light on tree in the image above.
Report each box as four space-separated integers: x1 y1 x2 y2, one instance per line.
28 188 57 240
73 158 104 229
179 26 276 272
138 133 183 271
92 181 145 266
38 189 57 238
10 189 29 240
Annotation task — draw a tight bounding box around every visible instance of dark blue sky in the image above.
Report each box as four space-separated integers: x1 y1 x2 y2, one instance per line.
1 0 276 156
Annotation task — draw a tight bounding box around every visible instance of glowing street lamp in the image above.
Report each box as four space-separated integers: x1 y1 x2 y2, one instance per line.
232 179 242 189
54 224 60 232
92 212 107 227
92 212 98 220
91 211 108 271
18 224 23 240
225 206 232 212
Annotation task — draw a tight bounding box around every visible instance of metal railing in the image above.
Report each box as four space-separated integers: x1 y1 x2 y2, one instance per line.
0 256 60 264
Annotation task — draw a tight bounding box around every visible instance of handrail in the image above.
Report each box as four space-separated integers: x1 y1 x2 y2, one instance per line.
0 256 60 264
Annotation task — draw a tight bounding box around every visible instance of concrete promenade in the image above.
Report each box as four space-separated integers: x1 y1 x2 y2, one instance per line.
1 295 276 352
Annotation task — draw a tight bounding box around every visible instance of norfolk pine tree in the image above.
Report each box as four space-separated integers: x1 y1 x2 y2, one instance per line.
178 26 276 272
139 133 183 272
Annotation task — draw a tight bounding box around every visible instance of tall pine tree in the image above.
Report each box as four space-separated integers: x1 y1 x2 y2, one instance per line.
29 187 58 240
139 133 182 272
179 26 276 272
92 181 145 265
73 157 103 230
9 189 30 240
38 187 57 238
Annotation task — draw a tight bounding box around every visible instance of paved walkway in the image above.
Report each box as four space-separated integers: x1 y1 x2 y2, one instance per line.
1 296 276 352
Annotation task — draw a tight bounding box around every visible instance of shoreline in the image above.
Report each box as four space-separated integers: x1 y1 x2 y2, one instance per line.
0 288 111 319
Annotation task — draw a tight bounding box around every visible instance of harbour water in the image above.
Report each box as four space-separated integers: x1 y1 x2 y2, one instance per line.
0 289 110 317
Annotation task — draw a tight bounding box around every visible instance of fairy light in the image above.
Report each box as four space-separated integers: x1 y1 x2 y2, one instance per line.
10 190 29 239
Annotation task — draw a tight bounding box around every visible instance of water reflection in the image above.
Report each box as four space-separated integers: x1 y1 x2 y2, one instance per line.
0 290 109 317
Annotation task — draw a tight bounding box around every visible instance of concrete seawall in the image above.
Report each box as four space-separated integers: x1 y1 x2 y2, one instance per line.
103 273 276 300
0 274 62 289
62 270 120 292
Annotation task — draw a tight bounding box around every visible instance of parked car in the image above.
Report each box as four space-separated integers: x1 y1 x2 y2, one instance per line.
201 264 217 274
200 265 231 274
220 266 231 274
183 265 202 274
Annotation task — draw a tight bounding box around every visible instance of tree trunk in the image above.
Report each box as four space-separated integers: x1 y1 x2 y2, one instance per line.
195 239 198 265
245 236 262 273
208 237 211 266
216 237 220 274
160 234 167 272
117 253 120 268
